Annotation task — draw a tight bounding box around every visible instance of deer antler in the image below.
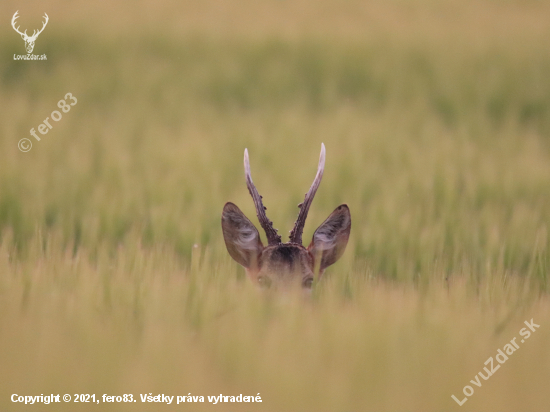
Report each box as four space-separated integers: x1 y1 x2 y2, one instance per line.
289 143 326 245
11 11 27 37
29 13 49 40
244 149 282 245
11 11 48 40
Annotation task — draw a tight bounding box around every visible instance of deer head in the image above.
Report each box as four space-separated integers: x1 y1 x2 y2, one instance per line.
11 11 49 54
222 144 351 290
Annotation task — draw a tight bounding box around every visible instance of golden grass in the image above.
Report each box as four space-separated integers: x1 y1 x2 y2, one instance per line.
1 0 550 411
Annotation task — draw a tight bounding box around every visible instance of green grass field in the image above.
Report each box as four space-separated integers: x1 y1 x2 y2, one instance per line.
1 1 550 411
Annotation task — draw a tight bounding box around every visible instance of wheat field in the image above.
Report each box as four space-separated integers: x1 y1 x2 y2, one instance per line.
1 1 550 411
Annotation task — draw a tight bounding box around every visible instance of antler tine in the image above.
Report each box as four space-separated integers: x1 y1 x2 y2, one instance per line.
11 11 26 36
289 143 326 245
30 13 49 39
244 149 282 245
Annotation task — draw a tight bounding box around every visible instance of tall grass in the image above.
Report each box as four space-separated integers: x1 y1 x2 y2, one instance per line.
1 1 550 411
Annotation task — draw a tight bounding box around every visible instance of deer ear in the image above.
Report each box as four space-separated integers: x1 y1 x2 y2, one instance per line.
222 202 264 269
308 204 351 271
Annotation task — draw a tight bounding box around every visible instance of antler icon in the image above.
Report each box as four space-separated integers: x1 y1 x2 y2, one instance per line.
11 11 49 54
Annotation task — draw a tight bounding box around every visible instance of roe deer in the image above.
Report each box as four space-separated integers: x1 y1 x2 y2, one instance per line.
222 144 351 290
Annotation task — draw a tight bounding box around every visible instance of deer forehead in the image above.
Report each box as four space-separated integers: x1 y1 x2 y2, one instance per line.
260 244 314 276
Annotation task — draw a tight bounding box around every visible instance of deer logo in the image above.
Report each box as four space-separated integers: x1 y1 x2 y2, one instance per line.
11 11 49 54
222 144 351 290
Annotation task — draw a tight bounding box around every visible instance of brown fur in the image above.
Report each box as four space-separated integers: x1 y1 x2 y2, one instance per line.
222 202 350 290
222 145 351 290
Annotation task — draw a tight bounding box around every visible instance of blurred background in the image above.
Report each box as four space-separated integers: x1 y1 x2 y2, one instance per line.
1 1 550 411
